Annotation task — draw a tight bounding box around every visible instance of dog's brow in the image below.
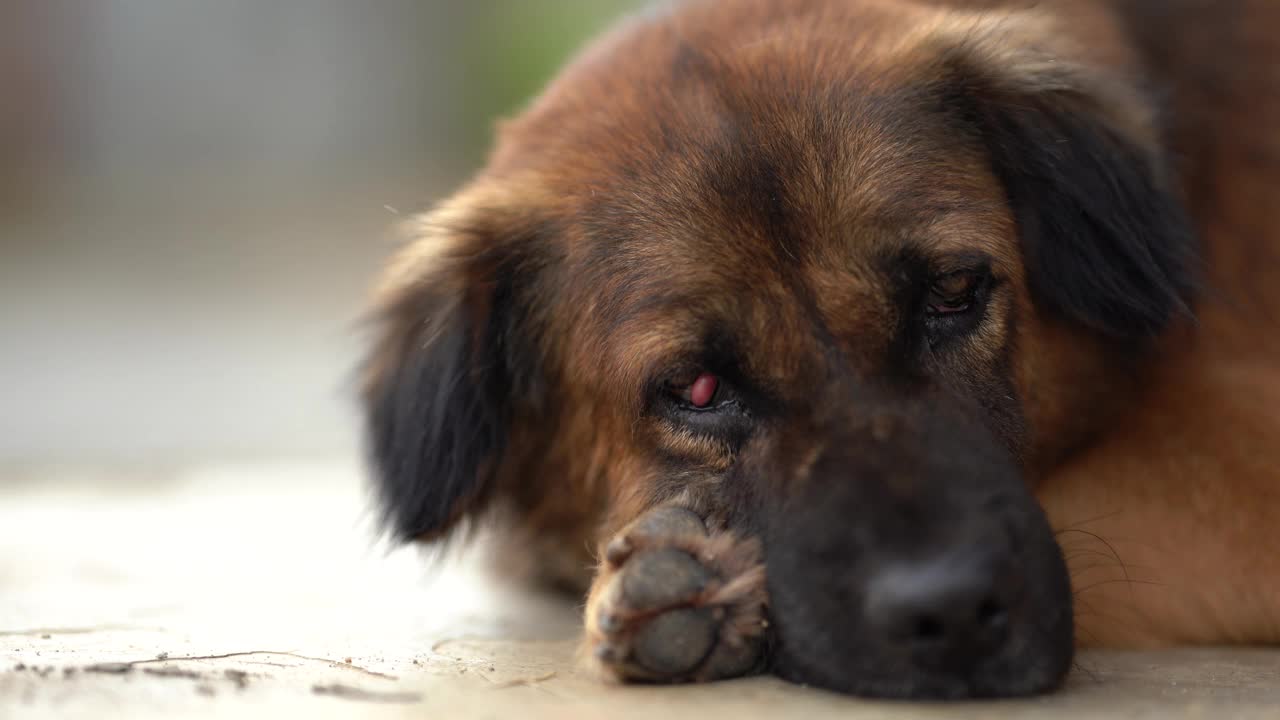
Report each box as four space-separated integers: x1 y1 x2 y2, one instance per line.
604 290 704 332
930 250 994 274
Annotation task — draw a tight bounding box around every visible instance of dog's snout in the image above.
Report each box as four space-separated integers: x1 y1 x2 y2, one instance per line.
757 389 1073 697
863 553 1013 670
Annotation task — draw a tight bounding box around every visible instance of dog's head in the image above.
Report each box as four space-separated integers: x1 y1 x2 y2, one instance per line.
361 0 1196 699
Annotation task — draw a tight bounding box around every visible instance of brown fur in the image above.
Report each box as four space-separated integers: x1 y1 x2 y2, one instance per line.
1036 0 1280 647
363 0 1280 686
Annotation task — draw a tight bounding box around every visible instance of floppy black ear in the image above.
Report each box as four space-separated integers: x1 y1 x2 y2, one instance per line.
941 21 1199 340
361 213 546 542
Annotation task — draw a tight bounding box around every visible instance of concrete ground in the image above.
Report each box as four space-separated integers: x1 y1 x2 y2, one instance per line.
3 463 1278 719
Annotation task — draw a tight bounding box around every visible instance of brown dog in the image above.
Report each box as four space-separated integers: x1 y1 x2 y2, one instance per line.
360 0 1280 699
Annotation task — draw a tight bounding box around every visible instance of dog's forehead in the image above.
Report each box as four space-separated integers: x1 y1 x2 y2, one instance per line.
557 129 1006 397
510 1 1020 389
496 6 1011 267
553 69 1006 309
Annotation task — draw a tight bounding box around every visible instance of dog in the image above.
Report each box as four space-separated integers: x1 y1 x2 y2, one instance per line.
360 0 1280 699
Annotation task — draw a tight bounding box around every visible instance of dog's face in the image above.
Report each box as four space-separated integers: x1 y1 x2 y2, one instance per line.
363 1 1196 699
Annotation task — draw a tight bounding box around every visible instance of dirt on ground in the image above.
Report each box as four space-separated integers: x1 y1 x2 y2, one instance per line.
3 463 1278 719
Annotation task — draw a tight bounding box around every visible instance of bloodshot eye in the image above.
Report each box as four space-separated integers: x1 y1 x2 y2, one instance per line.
668 371 721 410
657 368 752 441
688 373 719 408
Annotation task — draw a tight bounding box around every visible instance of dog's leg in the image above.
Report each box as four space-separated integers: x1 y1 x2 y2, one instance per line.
582 505 768 683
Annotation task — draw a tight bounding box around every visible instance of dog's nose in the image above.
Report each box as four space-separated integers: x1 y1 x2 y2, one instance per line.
864 553 1013 670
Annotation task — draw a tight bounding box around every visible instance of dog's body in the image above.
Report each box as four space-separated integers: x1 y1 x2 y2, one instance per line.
363 0 1280 698
1036 0 1280 651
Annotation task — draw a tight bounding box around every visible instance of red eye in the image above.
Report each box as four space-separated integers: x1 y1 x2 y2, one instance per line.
688 373 720 408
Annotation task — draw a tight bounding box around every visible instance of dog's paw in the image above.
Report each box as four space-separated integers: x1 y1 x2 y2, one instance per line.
584 506 768 683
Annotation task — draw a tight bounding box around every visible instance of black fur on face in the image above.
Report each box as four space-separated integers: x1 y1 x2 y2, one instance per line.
723 43 1195 695
724 384 1073 699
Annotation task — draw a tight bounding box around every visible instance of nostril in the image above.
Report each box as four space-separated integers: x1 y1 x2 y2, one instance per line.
864 554 1017 667
913 615 945 642
976 596 1008 629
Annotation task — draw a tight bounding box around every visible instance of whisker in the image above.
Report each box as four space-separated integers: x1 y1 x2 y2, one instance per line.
1066 560 1130 576
1074 577 1166 595
1063 548 1129 563
1065 559 1159 579
1054 509 1127 531
1055 528 1134 593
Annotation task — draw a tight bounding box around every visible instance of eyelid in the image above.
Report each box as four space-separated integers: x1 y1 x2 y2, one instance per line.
932 271 979 294
931 251 994 277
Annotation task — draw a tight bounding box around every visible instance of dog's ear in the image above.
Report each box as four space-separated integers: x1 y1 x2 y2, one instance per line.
934 13 1199 340
361 196 550 542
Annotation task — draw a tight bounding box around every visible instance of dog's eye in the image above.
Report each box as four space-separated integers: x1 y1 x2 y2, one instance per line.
669 372 723 409
927 271 983 315
656 367 754 442
664 369 747 417
922 267 992 347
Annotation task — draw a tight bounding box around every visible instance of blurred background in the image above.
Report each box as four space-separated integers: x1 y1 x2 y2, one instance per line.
1 0 642 467
4 8 648 711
